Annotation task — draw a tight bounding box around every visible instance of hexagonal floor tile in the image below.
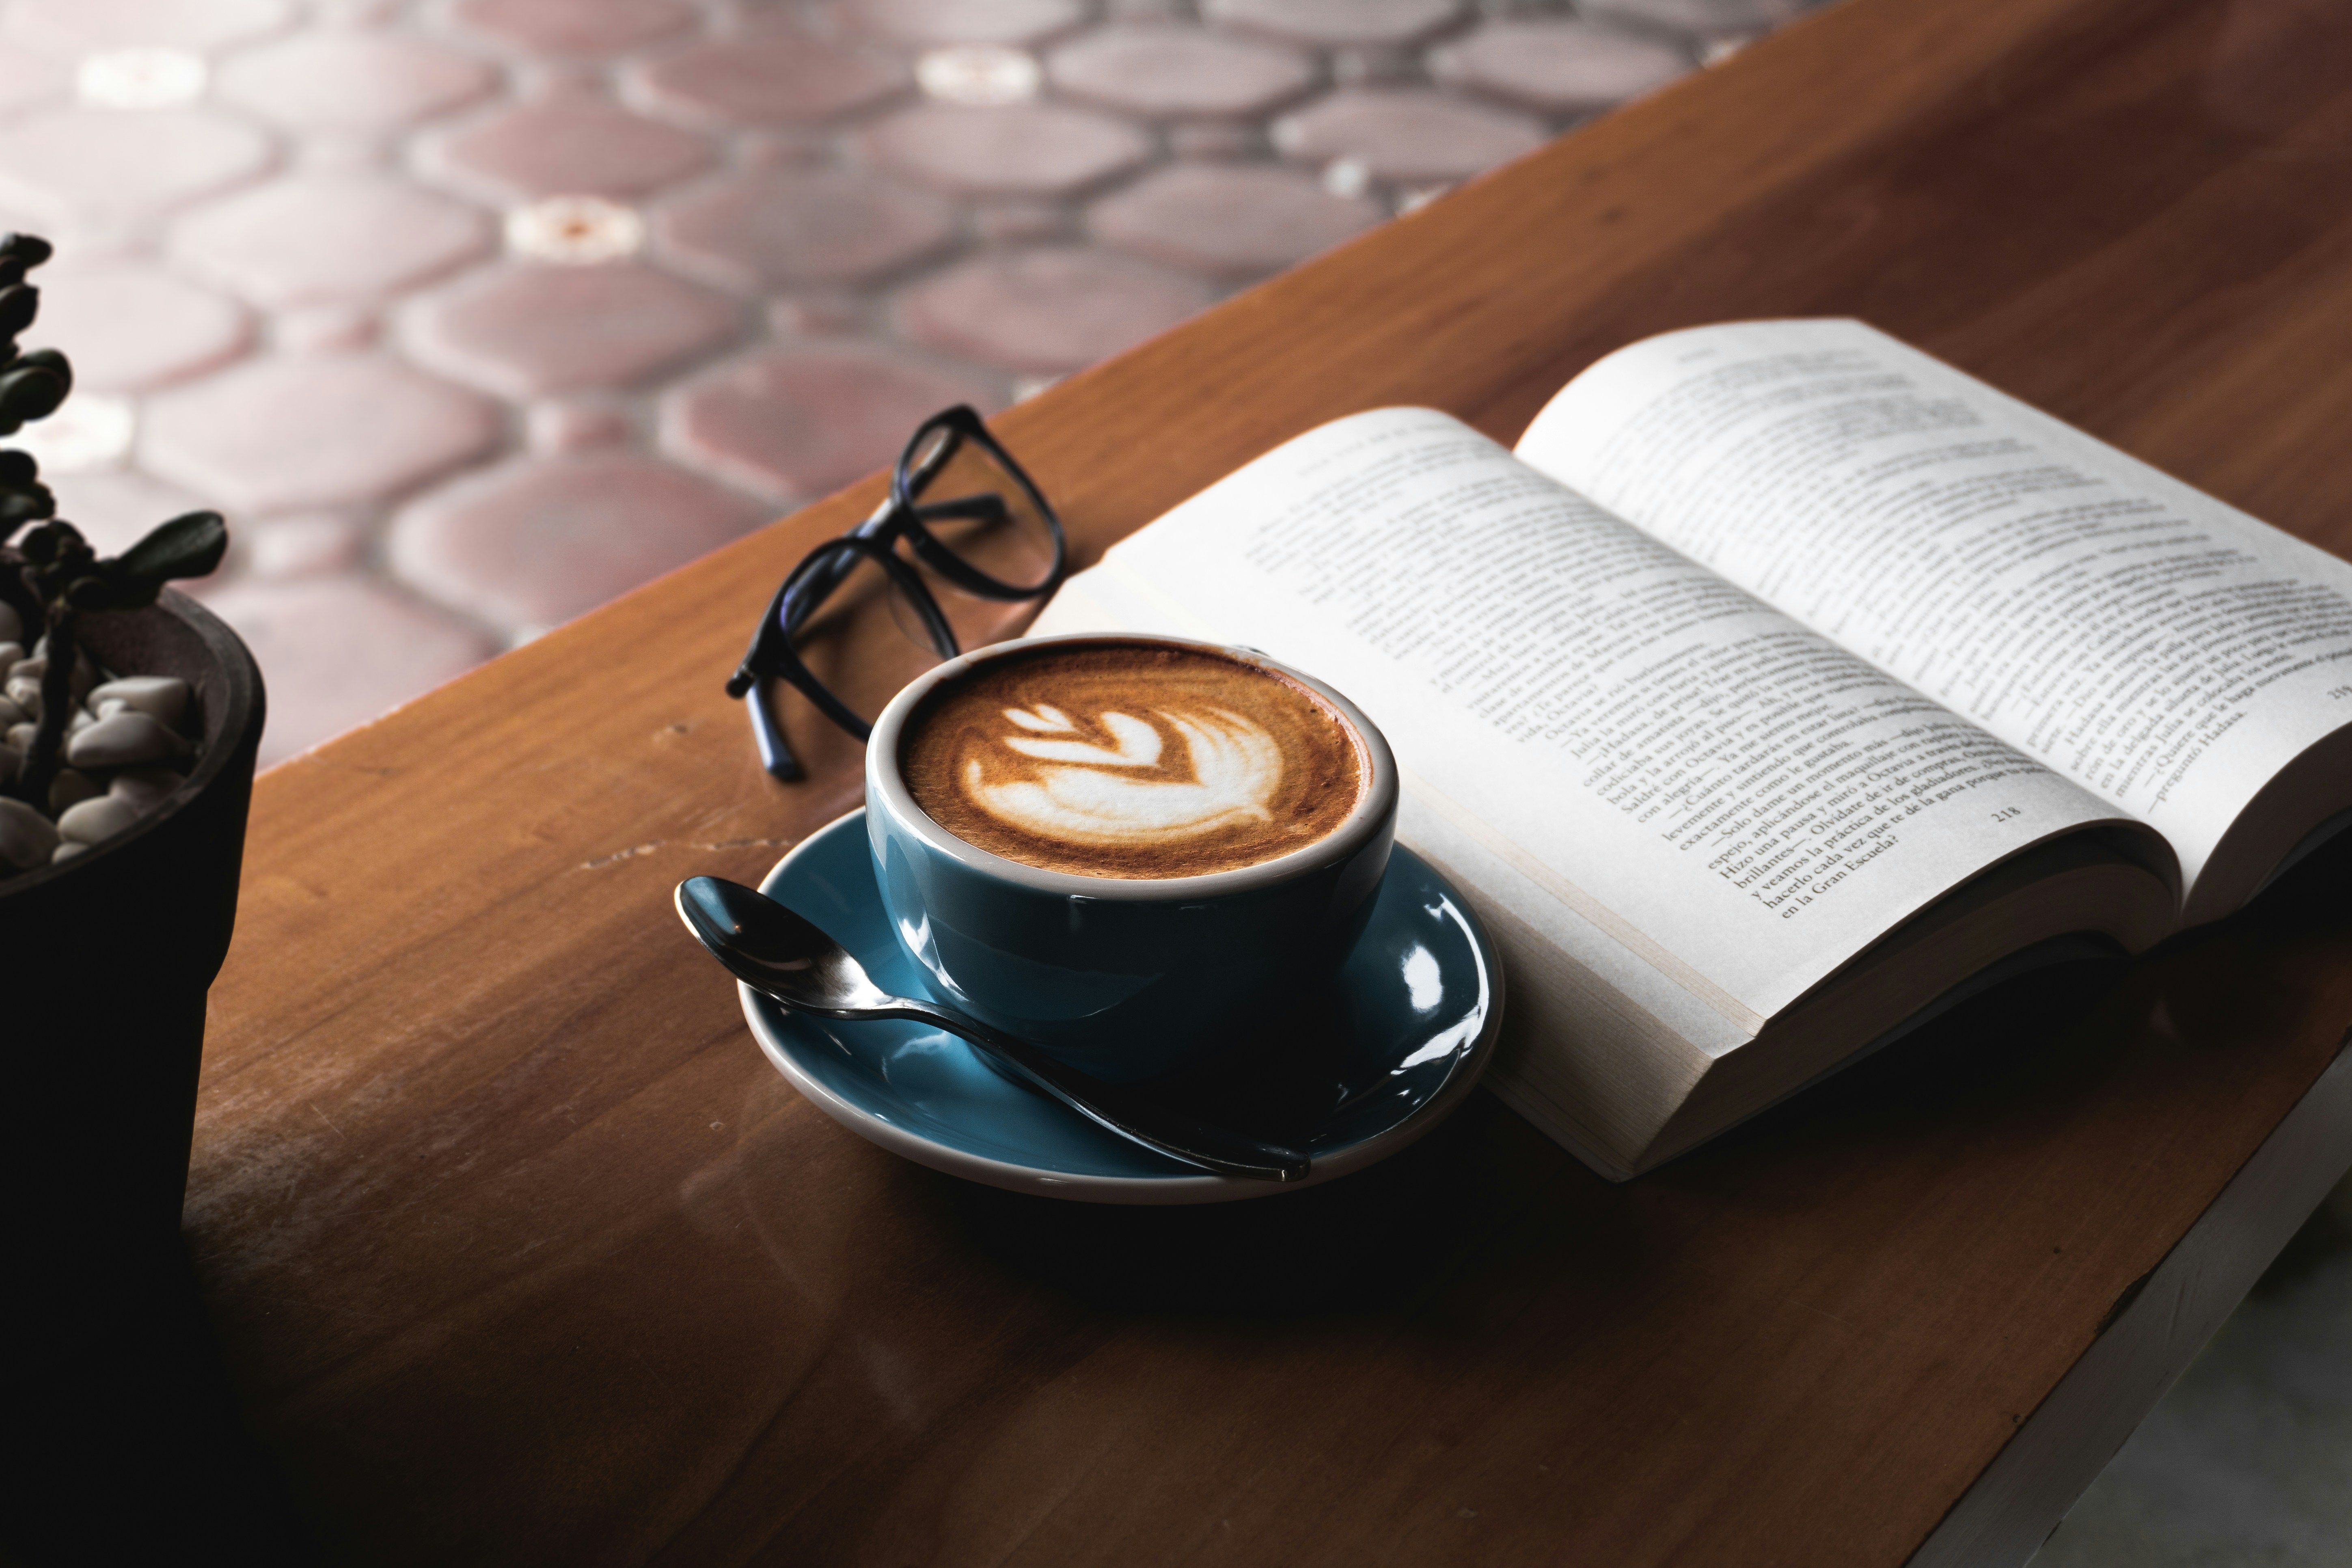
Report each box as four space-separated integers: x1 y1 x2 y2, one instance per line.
37 263 250 392
404 263 741 399
1583 0 1810 36
170 174 492 307
214 30 499 132
897 248 1211 373
628 31 906 127
389 453 764 632
1047 23 1315 118
196 575 498 767
663 345 998 500
7 0 293 54
656 169 957 292
857 103 1151 196
425 94 713 202
0 108 272 229
1091 164 1383 276
143 354 501 513
849 0 1089 46
1202 0 1464 46
449 0 699 57
1432 22 1691 114
1272 88 1548 182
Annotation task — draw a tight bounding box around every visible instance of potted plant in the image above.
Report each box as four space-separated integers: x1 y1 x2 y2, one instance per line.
0 233 267 1369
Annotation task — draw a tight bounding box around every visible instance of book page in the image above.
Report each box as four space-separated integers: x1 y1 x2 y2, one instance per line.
1049 407 2144 1028
1516 319 2352 917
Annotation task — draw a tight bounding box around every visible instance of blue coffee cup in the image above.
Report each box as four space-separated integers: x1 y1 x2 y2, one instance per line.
865 633 1398 1084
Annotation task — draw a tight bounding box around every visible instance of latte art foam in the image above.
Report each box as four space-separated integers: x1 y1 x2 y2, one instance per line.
902 642 1366 878
977 702 1282 846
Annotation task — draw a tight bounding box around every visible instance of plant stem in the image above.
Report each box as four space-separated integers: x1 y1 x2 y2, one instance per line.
21 600 71 806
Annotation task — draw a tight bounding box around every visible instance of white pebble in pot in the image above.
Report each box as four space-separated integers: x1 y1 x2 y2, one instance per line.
66 711 188 769
6 721 32 751
58 794 139 845
51 841 86 863
86 676 190 730
0 796 58 869
108 768 179 808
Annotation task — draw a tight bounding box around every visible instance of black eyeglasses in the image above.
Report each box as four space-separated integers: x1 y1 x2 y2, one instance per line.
727 405 1068 781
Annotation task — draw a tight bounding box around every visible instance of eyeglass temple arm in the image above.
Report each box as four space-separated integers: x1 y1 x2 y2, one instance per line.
746 677 803 782
728 587 809 780
725 572 794 699
742 648 880 783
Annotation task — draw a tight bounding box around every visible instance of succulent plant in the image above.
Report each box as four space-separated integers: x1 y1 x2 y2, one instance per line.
0 232 227 809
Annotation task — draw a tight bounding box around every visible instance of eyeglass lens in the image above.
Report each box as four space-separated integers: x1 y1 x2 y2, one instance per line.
895 421 1060 597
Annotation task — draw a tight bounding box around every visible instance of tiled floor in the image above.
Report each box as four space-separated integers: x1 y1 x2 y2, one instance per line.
0 0 1803 767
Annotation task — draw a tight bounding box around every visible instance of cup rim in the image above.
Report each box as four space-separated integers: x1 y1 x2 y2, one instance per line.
866 631 1398 902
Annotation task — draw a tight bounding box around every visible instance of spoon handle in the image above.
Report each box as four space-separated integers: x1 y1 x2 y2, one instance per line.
875 1000 1312 1184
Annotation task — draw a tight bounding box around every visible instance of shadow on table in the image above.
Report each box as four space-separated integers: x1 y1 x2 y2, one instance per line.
0 1240 315 1567
938 823 2352 1324
936 958 2132 1323
938 1098 1495 1320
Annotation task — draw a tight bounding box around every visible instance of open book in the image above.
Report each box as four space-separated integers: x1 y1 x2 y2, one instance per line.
1030 319 2352 1179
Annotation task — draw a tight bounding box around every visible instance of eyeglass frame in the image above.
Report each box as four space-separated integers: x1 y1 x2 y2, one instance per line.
725 405 1070 782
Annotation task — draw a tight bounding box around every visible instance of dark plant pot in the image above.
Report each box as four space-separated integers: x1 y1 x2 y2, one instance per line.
0 587 263 1374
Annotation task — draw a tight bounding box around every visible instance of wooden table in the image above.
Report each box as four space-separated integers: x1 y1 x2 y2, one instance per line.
175 0 2352 1562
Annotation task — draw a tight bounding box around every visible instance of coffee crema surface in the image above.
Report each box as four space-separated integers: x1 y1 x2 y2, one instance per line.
901 642 1366 878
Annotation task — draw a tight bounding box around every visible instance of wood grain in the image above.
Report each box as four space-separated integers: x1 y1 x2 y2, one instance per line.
186 0 2352 1561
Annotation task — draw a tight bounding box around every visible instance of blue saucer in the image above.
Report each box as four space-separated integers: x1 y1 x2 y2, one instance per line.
742 809 1504 1203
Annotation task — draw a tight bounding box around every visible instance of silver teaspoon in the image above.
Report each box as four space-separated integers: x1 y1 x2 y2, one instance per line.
674 876 1312 1183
